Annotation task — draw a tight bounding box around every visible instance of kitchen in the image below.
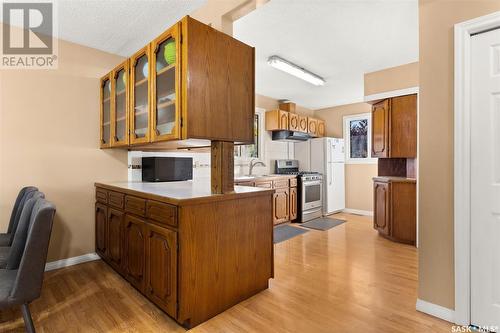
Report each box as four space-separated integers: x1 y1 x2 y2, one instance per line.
0 0 472 332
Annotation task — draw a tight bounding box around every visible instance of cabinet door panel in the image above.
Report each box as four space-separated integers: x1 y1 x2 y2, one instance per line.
100 74 112 148
373 182 390 235
298 116 308 133
124 215 146 291
307 117 318 137
111 61 129 147
372 99 390 158
145 224 177 317
108 208 124 271
317 120 325 137
151 24 181 142
279 111 289 130
290 187 297 221
130 46 151 145
288 113 299 131
390 95 417 158
95 203 108 258
273 188 290 225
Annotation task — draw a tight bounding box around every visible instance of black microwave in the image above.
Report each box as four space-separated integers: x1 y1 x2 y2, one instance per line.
142 157 193 182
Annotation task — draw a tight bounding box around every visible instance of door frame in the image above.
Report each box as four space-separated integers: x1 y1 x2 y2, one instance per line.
454 11 500 326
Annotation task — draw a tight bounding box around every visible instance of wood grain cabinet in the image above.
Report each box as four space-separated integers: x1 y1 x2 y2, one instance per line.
371 94 417 158
307 117 318 137
317 120 325 137
273 188 289 224
99 16 255 149
124 214 147 291
265 109 289 131
289 187 297 221
373 178 416 245
288 113 299 131
95 185 272 328
145 223 177 318
298 116 308 133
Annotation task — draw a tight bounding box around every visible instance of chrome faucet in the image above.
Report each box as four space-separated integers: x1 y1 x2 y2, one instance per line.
248 158 266 176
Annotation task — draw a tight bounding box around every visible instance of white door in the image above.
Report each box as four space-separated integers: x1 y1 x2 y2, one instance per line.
471 28 500 329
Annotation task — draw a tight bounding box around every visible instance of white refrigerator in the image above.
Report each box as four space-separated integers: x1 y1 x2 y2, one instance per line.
295 137 345 215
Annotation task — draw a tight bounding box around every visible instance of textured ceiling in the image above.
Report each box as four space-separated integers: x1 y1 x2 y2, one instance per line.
233 0 419 109
1 0 207 56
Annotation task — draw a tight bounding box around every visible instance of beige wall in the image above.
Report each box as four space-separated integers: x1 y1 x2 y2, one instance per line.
314 103 376 212
0 33 128 262
364 62 419 96
256 94 314 116
418 0 500 310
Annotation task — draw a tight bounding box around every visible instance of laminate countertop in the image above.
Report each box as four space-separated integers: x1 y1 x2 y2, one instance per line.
95 180 274 206
373 176 417 183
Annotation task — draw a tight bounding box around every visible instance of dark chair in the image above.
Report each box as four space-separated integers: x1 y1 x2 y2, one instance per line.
0 198 56 333
0 192 45 269
0 187 38 247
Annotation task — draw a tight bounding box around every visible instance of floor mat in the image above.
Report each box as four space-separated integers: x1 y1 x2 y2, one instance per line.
274 224 309 244
299 218 346 231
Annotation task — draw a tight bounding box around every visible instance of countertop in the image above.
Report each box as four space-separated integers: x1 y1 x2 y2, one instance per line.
95 180 274 206
373 176 417 183
234 174 297 182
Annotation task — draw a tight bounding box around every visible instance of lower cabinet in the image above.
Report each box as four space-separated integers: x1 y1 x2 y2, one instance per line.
95 203 108 258
289 187 297 221
145 223 177 316
124 215 146 291
373 179 416 245
107 208 124 271
273 188 289 225
96 194 178 319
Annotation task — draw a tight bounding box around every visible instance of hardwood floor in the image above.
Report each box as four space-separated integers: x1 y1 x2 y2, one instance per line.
0 213 453 332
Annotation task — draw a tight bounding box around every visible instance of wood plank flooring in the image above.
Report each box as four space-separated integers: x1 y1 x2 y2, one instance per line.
0 213 453 332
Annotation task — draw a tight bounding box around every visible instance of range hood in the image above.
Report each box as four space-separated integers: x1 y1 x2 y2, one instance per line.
272 130 311 142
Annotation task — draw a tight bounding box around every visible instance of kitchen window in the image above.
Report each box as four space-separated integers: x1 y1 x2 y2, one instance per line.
234 108 265 162
343 113 377 164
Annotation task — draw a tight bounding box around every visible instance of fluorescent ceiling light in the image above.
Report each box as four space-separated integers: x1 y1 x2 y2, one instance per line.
267 55 325 86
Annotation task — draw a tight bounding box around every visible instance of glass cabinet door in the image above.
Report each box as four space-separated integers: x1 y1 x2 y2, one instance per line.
100 74 112 148
151 24 180 142
130 46 151 145
111 61 129 146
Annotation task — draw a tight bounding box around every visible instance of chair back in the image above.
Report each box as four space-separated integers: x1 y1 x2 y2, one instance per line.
7 187 38 240
10 198 55 304
6 192 45 270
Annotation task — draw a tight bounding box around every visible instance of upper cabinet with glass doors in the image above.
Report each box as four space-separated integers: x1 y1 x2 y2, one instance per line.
98 16 255 149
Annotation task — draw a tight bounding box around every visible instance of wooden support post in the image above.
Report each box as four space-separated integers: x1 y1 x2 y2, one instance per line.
211 141 234 194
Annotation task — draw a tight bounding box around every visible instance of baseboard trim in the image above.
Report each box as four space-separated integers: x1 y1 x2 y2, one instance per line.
45 252 100 272
416 299 455 323
342 208 373 216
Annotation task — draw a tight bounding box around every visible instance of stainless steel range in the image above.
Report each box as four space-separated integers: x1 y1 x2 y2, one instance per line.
275 160 323 222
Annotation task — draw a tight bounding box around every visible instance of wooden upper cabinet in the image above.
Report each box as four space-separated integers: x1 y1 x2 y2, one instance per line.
129 45 152 145
298 116 308 132
372 99 390 158
317 120 325 137
390 95 417 158
265 110 289 131
100 74 112 148
371 94 417 158
289 113 299 131
307 117 318 137
100 16 255 148
111 61 129 147
151 24 181 142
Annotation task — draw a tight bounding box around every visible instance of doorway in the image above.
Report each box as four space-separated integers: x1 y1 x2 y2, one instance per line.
455 11 500 328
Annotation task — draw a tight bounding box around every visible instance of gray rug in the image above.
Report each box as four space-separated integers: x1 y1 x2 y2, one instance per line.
300 218 346 231
274 224 309 244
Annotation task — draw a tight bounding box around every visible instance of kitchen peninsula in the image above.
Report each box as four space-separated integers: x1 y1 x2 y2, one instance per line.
95 181 273 328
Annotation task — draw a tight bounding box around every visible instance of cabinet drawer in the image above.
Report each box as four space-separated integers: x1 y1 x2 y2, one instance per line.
108 191 125 209
146 201 178 228
236 181 255 187
125 196 146 217
255 181 273 188
273 179 289 189
96 188 108 204
289 178 297 187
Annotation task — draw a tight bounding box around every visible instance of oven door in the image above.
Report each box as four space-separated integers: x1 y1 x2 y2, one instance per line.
302 180 323 210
